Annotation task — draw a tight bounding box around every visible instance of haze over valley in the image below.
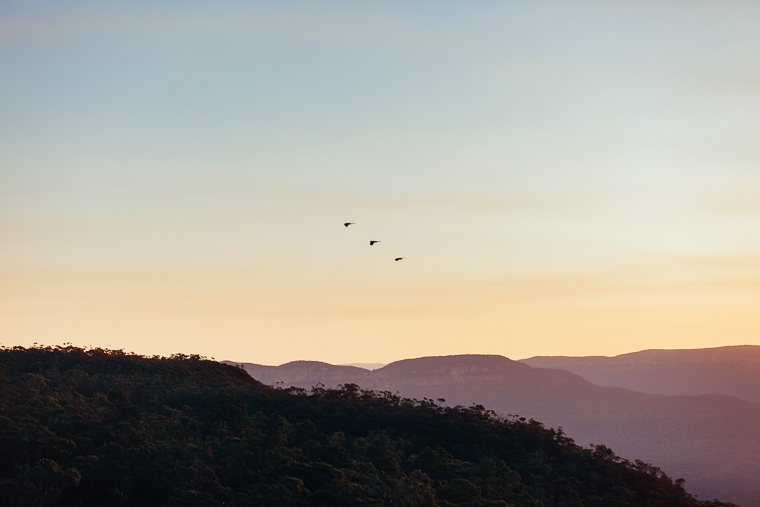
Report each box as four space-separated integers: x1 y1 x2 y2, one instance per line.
229 345 760 506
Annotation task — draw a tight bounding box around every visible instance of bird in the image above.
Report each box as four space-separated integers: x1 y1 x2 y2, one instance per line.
394 257 405 261
344 222 355 227
370 240 381 246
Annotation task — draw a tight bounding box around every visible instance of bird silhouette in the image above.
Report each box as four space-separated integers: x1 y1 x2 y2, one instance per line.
394 257 405 261
344 222 355 227
370 241 381 246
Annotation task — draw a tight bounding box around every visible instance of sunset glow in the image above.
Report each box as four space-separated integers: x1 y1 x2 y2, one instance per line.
2 1 759 364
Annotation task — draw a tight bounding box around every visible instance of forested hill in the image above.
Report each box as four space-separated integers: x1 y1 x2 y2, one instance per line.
0 347 738 507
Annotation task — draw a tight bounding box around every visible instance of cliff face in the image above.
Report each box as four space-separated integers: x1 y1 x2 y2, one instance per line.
366 355 592 396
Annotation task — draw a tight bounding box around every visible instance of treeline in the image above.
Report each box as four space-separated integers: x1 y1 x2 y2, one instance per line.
0 345 738 507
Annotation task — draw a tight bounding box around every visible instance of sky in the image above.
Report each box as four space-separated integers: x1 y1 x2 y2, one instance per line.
2 1 759 365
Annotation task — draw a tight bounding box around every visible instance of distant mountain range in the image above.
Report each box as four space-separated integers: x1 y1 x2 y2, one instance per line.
5 346 738 507
226 347 760 507
520 345 760 403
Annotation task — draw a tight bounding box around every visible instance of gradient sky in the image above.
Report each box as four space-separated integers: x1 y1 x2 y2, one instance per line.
2 1 759 365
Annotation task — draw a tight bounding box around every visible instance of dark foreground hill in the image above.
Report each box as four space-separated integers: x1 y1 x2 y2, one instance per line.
0 347 738 507
231 354 760 507
520 345 760 403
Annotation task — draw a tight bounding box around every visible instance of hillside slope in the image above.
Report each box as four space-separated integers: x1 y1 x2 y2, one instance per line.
231 354 760 506
0 346 739 507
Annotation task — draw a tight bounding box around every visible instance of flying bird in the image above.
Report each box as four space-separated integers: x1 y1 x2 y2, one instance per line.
370 241 381 245
344 222 355 227
394 257 405 261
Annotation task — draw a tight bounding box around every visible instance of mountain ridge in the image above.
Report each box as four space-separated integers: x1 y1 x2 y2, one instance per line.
4 345 739 507
520 344 760 403
228 348 760 506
